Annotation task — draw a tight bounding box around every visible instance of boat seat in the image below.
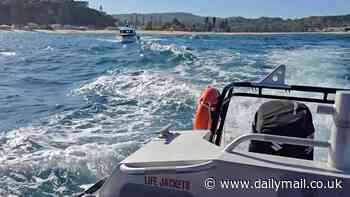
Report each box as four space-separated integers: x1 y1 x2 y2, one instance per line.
248 100 315 160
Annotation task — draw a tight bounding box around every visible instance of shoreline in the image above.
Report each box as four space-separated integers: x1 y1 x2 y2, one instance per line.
1 29 350 35
139 30 350 36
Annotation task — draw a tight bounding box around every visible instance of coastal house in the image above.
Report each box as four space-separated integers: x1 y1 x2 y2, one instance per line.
0 0 89 7
0 25 11 30
50 24 63 30
27 22 40 29
323 26 349 32
304 25 322 32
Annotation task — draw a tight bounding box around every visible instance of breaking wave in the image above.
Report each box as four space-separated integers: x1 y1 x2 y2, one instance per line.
140 40 196 63
0 51 16 57
0 70 198 195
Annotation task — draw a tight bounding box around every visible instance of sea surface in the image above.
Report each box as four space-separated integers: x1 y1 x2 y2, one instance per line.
0 32 350 196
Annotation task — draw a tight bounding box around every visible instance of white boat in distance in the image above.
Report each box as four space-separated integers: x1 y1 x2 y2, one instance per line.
118 25 139 43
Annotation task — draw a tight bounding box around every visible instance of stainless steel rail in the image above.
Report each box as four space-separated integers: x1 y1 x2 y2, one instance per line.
120 160 214 175
224 133 330 153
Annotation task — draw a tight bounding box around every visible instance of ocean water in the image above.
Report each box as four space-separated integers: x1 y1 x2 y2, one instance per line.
0 32 350 196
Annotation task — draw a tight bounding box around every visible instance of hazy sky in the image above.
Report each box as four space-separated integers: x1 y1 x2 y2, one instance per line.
88 0 350 18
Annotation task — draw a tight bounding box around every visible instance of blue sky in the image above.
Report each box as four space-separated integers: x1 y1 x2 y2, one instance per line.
88 0 350 18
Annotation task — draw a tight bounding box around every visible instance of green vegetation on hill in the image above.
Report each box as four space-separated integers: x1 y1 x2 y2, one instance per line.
0 0 116 28
113 12 350 32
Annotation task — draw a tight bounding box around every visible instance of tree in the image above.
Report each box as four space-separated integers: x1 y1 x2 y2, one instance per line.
204 17 210 31
212 17 216 31
145 21 153 30
191 24 197 31
150 16 154 29
158 16 162 27
135 14 138 25
171 18 186 31
219 19 230 32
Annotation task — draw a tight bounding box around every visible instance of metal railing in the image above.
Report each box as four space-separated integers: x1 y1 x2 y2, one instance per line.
120 160 215 175
224 133 330 154
210 81 350 146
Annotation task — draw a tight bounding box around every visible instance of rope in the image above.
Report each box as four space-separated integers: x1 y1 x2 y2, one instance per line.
199 101 214 124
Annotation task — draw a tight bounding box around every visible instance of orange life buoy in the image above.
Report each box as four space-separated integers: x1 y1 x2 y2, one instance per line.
194 85 220 130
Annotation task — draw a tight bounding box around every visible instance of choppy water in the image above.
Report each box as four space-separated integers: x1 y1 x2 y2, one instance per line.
0 32 350 196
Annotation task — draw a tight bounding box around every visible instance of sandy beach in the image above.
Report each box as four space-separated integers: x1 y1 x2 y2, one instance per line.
1 29 350 35
139 30 350 35
35 29 117 34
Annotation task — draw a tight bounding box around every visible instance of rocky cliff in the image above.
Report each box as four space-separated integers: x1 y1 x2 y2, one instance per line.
0 0 116 28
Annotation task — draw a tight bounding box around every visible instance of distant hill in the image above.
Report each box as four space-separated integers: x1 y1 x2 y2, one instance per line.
113 12 350 32
0 0 116 28
114 12 204 24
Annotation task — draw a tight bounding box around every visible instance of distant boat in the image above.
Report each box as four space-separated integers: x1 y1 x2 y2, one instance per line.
117 25 139 43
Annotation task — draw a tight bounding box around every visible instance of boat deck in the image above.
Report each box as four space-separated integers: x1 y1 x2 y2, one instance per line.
121 131 350 179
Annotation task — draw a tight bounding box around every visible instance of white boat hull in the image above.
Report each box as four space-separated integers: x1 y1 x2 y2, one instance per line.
97 131 350 197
